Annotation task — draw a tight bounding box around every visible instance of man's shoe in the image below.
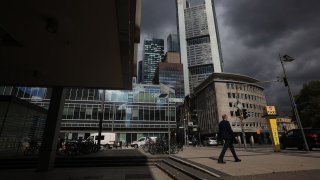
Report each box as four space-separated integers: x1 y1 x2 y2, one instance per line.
218 160 226 164
235 159 241 162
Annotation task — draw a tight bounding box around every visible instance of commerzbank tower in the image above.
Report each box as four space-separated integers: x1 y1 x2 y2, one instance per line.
176 0 224 95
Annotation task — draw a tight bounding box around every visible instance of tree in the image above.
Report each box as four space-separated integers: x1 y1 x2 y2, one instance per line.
295 81 320 128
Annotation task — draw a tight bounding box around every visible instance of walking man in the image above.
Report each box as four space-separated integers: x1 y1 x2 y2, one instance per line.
218 114 241 163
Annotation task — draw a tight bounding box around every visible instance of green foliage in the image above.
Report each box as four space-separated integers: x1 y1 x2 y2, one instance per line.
295 81 320 128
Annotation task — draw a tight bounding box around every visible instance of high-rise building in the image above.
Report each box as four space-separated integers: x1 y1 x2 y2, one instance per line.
153 52 184 98
167 34 180 52
142 38 164 84
176 0 224 95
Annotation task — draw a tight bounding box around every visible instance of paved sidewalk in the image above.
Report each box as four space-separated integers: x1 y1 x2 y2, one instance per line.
175 146 320 177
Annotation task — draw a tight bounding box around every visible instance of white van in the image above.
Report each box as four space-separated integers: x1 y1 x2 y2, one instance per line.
90 133 116 146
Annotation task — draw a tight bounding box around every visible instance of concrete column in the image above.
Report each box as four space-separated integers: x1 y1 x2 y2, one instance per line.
37 87 66 171
250 135 255 147
237 135 242 144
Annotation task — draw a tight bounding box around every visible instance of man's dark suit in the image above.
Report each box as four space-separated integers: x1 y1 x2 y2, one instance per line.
218 119 239 162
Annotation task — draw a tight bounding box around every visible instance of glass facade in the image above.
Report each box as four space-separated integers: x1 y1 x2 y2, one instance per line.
0 96 47 156
154 63 185 98
0 84 176 144
167 34 180 52
143 38 164 84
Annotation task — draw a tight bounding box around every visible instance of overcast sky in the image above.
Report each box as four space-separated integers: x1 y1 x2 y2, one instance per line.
139 0 320 114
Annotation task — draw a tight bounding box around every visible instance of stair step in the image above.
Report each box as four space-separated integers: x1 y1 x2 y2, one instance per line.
162 158 219 180
169 156 222 178
155 161 193 180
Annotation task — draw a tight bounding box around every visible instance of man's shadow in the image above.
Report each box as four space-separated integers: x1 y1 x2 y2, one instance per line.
209 157 233 162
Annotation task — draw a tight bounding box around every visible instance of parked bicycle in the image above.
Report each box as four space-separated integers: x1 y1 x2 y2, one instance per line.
148 137 182 155
24 139 40 156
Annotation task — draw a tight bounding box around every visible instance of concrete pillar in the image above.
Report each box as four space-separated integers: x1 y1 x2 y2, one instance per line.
237 135 242 144
250 135 254 147
37 87 66 171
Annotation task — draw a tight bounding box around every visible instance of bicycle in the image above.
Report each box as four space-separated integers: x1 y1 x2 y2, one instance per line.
24 140 40 156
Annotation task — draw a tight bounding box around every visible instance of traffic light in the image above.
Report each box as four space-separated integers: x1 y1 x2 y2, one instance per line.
242 109 248 119
283 77 288 87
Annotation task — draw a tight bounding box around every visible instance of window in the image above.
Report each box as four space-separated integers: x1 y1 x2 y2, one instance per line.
80 105 86 119
67 107 74 119
63 107 68 119
76 88 83 100
229 102 232 107
92 108 98 120
189 64 213 75
88 89 95 100
230 111 234 116
70 89 76 100
74 107 80 119
86 106 93 119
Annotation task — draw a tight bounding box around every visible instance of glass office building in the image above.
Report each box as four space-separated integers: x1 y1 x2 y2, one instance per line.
167 34 180 52
0 84 176 144
153 63 185 98
143 38 164 84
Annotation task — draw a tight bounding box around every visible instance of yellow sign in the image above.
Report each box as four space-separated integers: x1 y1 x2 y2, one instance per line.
266 119 280 152
265 106 276 115
264 106 280 152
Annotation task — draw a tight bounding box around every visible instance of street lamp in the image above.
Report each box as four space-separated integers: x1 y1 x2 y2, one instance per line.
235 85 247 150
183 118 187 146
279 54 309 151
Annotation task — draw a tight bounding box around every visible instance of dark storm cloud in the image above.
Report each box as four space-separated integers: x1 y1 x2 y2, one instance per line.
215 0 320 112
140 0 177 38
218 0 320 48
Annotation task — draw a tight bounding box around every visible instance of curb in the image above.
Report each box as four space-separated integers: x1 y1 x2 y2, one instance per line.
169 156 221 178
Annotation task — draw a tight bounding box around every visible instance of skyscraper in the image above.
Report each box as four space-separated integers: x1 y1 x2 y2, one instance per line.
167 34 180 52
142 38 164 84
177 0 224 95
153 52 185 98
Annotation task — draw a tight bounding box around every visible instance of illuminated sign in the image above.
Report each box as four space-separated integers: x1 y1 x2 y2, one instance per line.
264 106 277 116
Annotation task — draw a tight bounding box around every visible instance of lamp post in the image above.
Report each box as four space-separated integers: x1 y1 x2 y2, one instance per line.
279 54 309 151
235 83 248 150
167 97 171 155
183 118 187 146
